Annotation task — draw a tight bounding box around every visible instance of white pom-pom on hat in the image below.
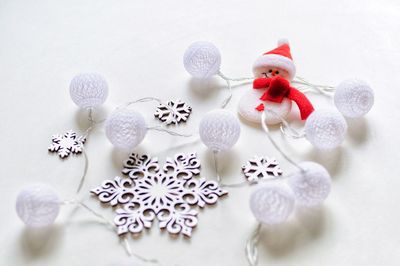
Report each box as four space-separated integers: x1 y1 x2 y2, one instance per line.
69 73 108 109
277 38 289 46
288 162 331 206
334 79 374 118
105 108 147 150
16 183 61 227
305 109 347 150
199 109 241 152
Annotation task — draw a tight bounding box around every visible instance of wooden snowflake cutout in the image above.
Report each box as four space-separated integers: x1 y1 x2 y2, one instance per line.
91 152 227 237
242 156 283 182
154 100 192 125
48 130 86 158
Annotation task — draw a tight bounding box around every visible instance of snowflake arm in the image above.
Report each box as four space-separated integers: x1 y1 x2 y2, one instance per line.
183 178 228 208
163 152 201 180
121 154 159 179
115 202 155 235
157 203 198 237
91 176 136 206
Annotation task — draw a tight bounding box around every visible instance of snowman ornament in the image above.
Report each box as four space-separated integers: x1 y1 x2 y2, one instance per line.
238 40 314 124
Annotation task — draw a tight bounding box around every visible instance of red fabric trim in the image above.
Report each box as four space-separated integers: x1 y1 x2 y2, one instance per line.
263 43 293 60
287 88 314 120
253 78 271 89
252 76 314 120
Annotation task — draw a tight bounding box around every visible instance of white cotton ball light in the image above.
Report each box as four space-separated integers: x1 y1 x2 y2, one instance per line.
334 79 374 118
250 183 295 225
69 73 108 109
199 109 240 152
16 184 60 227
288 162 331 206
305 109 347 150
183 41 221 79
105 108 147 150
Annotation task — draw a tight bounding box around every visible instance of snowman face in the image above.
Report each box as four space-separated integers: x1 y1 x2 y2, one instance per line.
256 67 290 80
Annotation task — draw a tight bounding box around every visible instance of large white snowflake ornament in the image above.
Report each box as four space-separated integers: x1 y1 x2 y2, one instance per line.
154 100 192 125
48 130 86 158
242 156 283 182
91 152 227 237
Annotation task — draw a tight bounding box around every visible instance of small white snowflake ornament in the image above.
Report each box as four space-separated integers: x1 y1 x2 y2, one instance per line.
91 152 227 237
154 100 192 125
242 156 283 182
48 130 86 158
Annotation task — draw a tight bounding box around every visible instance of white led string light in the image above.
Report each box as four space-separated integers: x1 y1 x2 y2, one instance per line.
15 38 375 266
182 39 374 266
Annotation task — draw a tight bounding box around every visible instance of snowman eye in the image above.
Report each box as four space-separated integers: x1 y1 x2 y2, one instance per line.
276 71 279 74
268 70 273 73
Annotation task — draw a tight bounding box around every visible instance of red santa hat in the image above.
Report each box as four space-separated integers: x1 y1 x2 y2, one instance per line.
252 39 296 80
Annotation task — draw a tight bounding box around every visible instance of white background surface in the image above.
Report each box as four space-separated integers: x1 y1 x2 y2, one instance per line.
1 0 399 265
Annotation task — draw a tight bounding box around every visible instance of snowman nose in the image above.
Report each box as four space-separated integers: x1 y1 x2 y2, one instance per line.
271 70 280 76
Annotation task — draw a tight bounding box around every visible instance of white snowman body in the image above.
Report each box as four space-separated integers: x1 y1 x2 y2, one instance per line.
238 88 292 125
239 40 296 125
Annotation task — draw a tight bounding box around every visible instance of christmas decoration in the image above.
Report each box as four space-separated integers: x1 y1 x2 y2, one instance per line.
183 41 221 79
48 130 86 158
154 99 192 125
15 184 61 227
334 79 374 118
183 41 254 109
249 161 331 225
288 161 331 206
105 108 148 150
199 109 241 152
252 75 314 119
249 183 295 225
256 110 332 218
15 182 159 264
48 74 107 160
246 160 332 266
91 152 227 237
69 73 108 109
305 109 347 150
241 156 283 182
239 39 314 124
15 36 375 266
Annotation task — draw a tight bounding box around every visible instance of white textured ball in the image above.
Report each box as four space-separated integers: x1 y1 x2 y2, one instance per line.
305 109 347 150
334 79 374 118
70 73 108 109
288 162 331 206
250 183 295 225
238 89 292 124
183 41 221 79
199 109 240 152
16 184 60 227
105 108 147 150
